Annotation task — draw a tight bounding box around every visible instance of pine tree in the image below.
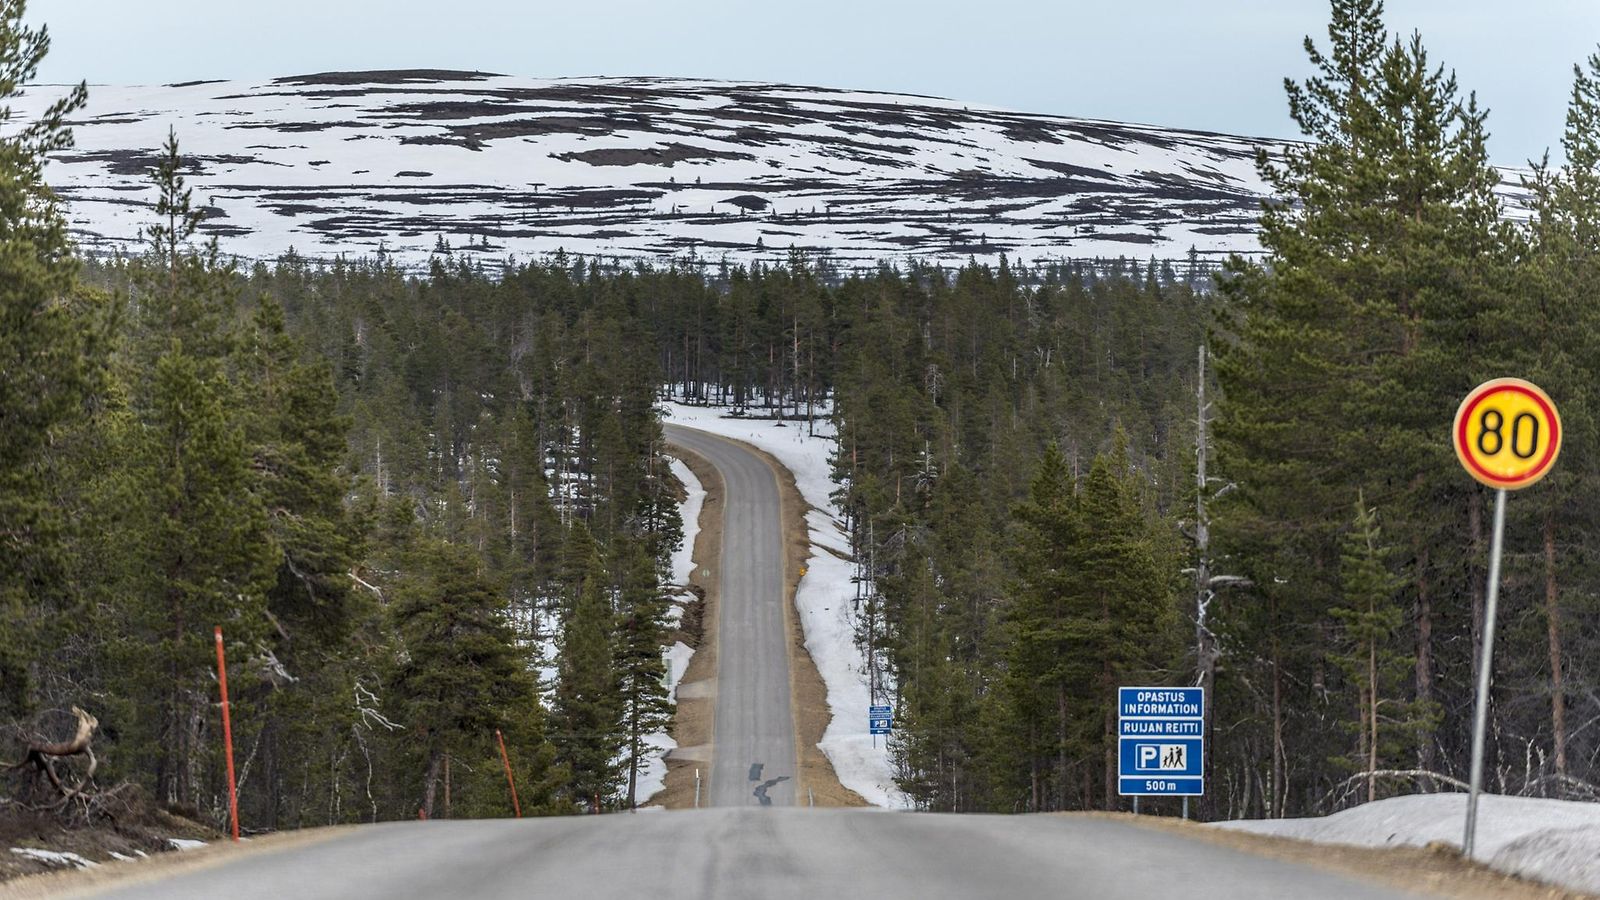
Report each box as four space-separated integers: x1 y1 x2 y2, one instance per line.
0 0 89 717
1213 0 1507 802
550 532 623 810
112 131 276 809
1517 51 1600 787
612 542 671 809
387 538 550 818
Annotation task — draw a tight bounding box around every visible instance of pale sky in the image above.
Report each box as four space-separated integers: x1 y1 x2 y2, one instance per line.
29 0 1600 165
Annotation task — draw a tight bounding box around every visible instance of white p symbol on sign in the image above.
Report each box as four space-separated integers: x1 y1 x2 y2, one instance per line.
1138 745 1159 769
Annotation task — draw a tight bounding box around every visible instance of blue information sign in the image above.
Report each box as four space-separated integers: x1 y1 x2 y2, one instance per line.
869 705 893 735
1117 686 1203 797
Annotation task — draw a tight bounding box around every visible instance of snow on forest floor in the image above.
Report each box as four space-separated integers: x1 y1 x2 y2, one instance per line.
8 848 98 870
634 457 706 805
1213 793 1600 894
661 400 908 808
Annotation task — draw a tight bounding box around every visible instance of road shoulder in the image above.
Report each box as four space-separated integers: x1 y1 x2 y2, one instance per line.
655 444 722 809
0 827 357 900
1109 812 1590 899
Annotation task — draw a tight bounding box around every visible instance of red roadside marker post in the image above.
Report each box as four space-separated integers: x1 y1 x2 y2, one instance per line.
214 626 241 842
495 729 522 818
1452 378 1562 858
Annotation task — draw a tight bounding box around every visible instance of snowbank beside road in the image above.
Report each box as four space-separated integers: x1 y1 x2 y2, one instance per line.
667 457 706 591
662 402 908 808
1214 793 1600 894
636 457 706 805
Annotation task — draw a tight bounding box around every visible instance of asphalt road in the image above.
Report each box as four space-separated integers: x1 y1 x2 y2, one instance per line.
663 424 797 808
79 810 1415 900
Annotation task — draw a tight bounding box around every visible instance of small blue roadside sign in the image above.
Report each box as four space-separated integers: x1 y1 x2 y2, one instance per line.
869 705 893 735
1117 686 1203 797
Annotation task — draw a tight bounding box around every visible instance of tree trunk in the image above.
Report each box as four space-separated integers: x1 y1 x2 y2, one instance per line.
1545 514 1567 781
1057 685 1067 812
421 748 443 819
1413 542 1434 788
1103 670 1116 811
1271 631 1284 818
627 727 640 810
1367 630 1378 805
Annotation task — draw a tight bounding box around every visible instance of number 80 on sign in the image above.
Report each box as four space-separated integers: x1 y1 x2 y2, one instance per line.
1453 378 1561 490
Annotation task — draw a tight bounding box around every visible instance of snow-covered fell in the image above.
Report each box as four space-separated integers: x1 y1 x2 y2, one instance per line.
13 70 1301 269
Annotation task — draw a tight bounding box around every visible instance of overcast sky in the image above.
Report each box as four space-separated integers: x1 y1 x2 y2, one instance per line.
28 0 1600 164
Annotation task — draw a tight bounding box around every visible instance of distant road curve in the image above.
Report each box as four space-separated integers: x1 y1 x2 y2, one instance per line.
663 424 797 808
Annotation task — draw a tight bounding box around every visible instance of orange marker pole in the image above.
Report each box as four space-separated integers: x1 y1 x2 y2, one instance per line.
495 729 522 818
214 626 240 842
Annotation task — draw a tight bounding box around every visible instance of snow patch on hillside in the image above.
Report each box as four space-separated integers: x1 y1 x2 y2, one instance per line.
1214 793 1600 894
661 401 909 808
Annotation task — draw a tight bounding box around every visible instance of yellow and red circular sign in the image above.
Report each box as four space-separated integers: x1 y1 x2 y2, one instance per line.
1453 378 1561 490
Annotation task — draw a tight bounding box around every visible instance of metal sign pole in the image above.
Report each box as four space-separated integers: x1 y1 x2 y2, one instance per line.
1463 487 1507 859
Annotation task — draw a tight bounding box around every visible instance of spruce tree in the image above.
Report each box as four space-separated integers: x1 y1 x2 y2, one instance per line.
992 443 1090 811
1073 436 1181 807
1329 496 1434 804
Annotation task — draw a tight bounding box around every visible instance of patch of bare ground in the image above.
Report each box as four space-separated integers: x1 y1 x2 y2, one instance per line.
733 438 864 808
652 446 722 809
0 825 355 899
1100 812 1592 899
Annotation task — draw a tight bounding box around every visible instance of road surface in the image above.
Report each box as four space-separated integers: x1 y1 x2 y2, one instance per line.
663 424 797 808
78 810 1414 899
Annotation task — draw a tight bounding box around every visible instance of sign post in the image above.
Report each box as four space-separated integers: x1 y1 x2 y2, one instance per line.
1117 687 1204 801
213 626 240 842
495 728 522 818
1452 378 1561 858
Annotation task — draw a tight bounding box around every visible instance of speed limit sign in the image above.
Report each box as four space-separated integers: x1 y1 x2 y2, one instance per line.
1453 378 1561 490
1453 376 1560 861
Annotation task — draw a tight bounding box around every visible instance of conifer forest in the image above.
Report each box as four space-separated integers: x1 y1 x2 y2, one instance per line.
8 0 1600 840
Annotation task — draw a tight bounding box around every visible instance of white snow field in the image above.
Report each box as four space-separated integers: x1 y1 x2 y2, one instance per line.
9 71 1305 270
662 401 909 809
1214 793 1600 894
635 457 706 805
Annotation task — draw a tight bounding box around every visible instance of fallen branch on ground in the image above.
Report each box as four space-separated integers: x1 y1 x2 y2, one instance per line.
3 706 116 817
